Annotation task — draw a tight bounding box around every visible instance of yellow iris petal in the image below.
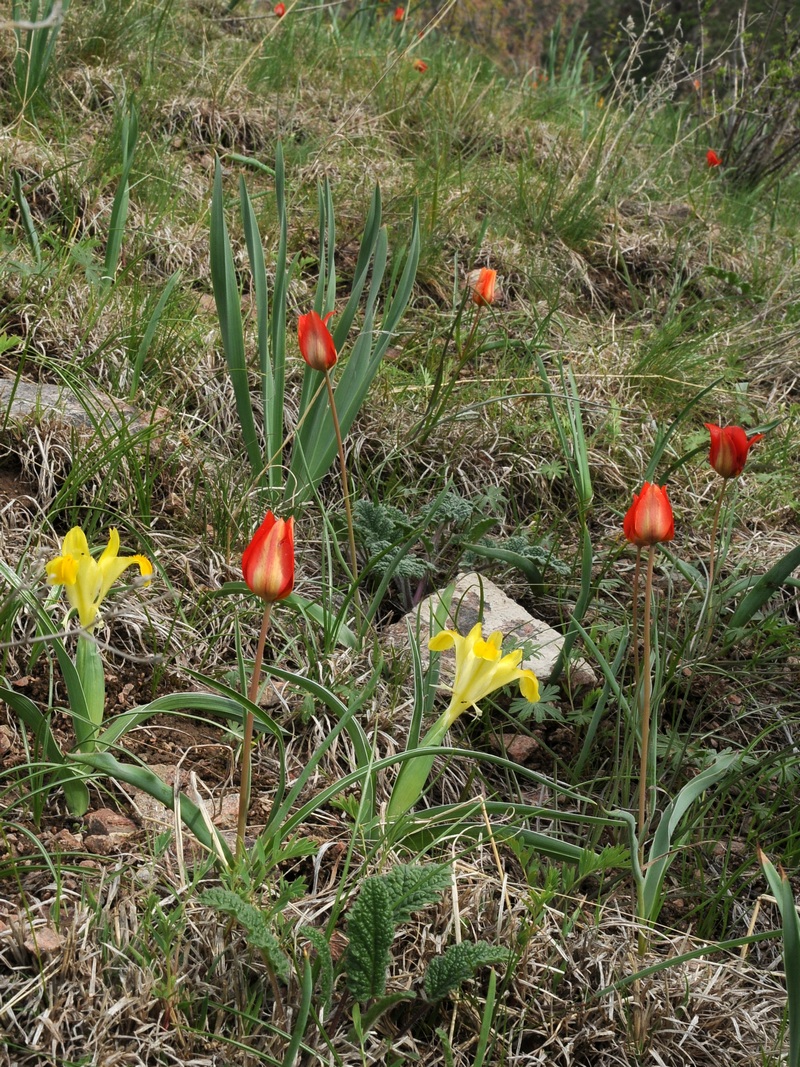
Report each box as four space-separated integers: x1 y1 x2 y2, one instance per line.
429 621 540 718
46 525 152 631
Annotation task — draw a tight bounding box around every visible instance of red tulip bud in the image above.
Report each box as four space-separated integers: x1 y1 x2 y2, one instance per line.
705 423 763 479
623 483 675 547
298 310 337 372
468 267 497 306
242 512 294 603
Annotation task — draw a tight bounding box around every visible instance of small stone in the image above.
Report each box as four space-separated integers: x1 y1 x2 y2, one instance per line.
23 926 64 956
86 808 138 836
498 734 539 763
52 828 82 850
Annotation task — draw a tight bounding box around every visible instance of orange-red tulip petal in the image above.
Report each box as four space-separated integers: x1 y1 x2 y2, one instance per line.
705 423 763 479
242 512 295 603
298 310 337 372
623 482 675 547
706 149 722 167
470 267 497 306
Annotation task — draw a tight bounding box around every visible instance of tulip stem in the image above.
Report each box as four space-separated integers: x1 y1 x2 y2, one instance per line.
631 547 642 694
415 303 484 444
236 603 272 860
704 480 727 642
638 545 656 854
324 369 360 606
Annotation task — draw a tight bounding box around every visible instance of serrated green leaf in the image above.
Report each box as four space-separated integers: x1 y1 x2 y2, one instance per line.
383 863 452 925
201 888 290 982
424 941 510 1001
344 877 395 1001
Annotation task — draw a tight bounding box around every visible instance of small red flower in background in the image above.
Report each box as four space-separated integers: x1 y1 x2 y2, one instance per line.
693 78 701 91
468 267 497 306
705 423 763 479
623 483 675 547
393 6 404 20
413 58 428 72
706 149 722 167
298 310 337 372
242 512 295 603
274 2 285 14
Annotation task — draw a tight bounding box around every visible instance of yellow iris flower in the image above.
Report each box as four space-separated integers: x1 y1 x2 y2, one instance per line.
387 622 539 819
46 527 153 631
430 622 540 727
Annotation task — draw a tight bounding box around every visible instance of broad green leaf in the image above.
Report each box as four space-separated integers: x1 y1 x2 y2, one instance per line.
200 888 290 982
383 863 452 924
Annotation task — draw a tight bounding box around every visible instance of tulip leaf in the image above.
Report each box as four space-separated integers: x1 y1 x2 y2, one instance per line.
0 685 90 817
70 749 233 864
643 377 724 483
759 849 800 1067
642 750 739 922
726 543 800 637
210 157 262 478
288 197 419 505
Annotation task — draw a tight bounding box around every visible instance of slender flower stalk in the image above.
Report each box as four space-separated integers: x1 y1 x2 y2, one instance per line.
297 310 359 598
237 511 294 858
237 603 272 858
623 483 674 865
702 424 763 641
638 545 656 847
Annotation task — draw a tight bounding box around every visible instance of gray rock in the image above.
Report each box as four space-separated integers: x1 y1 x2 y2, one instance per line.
0 379 169 434
384 571 596 688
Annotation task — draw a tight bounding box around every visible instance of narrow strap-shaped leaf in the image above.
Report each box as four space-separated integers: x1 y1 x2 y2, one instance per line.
129 270 181 399
727 543 800 632
268 143 289 489
210 157 262 477
71 750 233 864
759 849 800 1067
332 184 382 347
240 176 281 486
643 751 739 921
12 170 42 267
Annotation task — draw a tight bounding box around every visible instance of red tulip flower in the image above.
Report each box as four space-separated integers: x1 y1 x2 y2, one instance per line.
469 267 497 306
274 2 286 14
242 512 294 603
706 149 722 167
413 58 428 73
705 423 763 479
623 483 675 547
394 6 404 20
298 310 337 372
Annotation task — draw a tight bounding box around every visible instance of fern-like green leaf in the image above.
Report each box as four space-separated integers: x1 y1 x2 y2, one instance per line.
300 925 334 1013
424 941 510 1001
201 888 290 982
384 863 452 925
344 877 394 1001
